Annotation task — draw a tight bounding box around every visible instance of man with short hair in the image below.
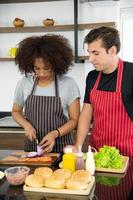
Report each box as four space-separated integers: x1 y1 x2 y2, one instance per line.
75 26 133 156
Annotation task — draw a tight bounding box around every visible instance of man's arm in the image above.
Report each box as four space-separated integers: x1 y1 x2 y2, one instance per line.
75 103 93 148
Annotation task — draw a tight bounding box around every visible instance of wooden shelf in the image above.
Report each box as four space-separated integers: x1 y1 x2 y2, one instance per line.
0 22 115 33
0 0 66 3
0 21 115 63
0 56 89 62
0 25 74 33
0 57 14 61
79 22 115 29
78 56 88 61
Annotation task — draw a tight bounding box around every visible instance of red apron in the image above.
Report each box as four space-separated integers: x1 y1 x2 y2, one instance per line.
90 59 133 156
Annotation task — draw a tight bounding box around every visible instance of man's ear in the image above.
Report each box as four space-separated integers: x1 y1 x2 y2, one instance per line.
109 46 117 55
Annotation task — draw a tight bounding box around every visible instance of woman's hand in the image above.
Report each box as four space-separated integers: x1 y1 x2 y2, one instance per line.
40 130 58 153
24 124 36 141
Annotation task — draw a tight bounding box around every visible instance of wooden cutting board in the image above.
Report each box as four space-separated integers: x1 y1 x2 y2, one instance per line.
24 191 91 200
0 150 59 166
95 156 129 173
23 176 95 196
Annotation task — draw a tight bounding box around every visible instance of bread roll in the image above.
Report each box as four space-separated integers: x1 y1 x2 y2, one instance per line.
13 18 24 27
71 170 91 183
34 167 53 179
53 169 72 180
25 174 45 187
66 179 88 190
45 175 66 189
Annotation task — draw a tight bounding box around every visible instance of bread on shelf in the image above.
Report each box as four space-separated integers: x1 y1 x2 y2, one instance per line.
13 18 25 27
43 18 54 27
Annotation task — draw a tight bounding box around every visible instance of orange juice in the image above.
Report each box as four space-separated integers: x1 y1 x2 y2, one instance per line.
62 147 76 172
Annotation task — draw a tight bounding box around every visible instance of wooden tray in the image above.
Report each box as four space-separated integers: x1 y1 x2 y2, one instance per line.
23 176 95 196
59 156 129 174
24 191 92 200
95 156 129 173
0 150 59 166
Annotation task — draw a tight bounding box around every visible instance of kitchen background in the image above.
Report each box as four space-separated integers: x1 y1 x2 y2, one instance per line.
0 0 132 113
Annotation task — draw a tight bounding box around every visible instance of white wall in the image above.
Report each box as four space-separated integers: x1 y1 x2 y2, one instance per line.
119 0 133 61
0 0 127 111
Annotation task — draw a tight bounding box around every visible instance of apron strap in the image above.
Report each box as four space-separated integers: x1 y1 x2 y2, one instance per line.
116 58 123 93
93 72 102 90
30 76 38 95
30 75 59 97
92 58 123 92
55 76 59 97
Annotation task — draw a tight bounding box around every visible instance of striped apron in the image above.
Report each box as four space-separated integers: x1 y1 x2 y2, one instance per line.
24 76 74 152
90 59 133 156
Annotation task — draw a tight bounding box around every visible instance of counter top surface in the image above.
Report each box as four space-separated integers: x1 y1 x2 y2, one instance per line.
0 150 133 200
0 116 20 128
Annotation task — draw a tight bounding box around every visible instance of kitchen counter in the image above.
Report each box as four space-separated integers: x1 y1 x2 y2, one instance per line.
0 116 20 128
0 116 25 150
0 150 133 200
0 128 24 133
0 130 24 150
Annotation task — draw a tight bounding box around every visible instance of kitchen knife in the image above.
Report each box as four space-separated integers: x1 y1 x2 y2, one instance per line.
36 139 39 145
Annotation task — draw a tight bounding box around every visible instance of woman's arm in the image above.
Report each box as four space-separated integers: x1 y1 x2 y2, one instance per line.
12 103 36 141
40 98 80 152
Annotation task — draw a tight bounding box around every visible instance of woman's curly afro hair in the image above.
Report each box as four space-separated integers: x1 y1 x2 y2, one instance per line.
15 34 73 76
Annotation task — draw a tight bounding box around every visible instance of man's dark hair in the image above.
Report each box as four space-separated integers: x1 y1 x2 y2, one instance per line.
84 26 120 53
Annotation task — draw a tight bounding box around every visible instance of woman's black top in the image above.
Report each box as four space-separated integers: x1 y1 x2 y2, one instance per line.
84 61 133 121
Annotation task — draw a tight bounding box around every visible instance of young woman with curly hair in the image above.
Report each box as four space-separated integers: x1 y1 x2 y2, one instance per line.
12 34 80 153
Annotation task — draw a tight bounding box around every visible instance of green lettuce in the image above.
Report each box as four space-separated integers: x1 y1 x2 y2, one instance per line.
94 145 123 169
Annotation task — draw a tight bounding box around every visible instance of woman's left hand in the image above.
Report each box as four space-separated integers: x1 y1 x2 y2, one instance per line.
40 130 57 153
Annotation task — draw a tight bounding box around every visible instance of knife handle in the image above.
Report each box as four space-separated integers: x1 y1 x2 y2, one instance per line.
36 139 39 144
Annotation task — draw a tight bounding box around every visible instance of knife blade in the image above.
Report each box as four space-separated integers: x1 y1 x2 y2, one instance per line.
36 139 39 145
